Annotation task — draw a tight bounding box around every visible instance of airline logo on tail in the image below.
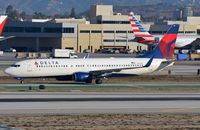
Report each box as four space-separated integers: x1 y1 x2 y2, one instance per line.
128 12 155 43
157 24 179 59
0 15 7 34
141 24 179 59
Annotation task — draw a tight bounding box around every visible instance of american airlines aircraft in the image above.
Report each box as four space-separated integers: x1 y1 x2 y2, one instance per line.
4 24 179 84
128 12 198 48
0 15 14 41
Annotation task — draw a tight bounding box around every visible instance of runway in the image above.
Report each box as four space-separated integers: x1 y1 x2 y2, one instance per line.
0 92 200 114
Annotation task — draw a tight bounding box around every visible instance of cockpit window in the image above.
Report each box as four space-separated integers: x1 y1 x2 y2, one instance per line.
11 64 20 67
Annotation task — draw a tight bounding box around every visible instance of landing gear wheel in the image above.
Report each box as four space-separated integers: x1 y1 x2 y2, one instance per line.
20 80 24 84
95 79 103 84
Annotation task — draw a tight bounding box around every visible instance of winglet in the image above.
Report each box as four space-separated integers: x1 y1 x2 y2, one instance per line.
144 56 154 67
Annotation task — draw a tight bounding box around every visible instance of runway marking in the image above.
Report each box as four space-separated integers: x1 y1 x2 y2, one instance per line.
161 108 196 113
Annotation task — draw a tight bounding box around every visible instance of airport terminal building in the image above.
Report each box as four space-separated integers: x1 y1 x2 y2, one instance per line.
1 5 200 53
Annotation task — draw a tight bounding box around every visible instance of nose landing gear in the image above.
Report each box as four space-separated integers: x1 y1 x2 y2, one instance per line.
15 77 24 84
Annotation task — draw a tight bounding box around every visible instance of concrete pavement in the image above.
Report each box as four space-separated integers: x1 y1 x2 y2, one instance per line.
0 92 200 114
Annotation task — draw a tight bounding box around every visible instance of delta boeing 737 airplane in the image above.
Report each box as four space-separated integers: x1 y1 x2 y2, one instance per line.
128 12 197 48
4 24 179 84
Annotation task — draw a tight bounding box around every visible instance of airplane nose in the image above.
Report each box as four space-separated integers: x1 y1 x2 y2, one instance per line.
4 68 12 75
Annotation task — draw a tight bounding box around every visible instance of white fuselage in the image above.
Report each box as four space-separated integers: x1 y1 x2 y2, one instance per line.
5 58 165 78
156 34 199 48
125 34 198 48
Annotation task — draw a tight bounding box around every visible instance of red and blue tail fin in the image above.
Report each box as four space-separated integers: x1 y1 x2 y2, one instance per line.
0 15 7 34
141 24 179 59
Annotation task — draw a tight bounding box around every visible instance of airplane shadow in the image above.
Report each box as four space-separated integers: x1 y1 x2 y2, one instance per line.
22 82 91 85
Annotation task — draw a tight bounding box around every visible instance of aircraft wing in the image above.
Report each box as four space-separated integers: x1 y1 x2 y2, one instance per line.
89 56 154 77
0 36 15 41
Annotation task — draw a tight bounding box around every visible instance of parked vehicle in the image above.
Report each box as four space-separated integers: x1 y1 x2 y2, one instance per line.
4 48 16 53
53 49 77 58
101 48 115 54
125 49 134 54
177 53 189 60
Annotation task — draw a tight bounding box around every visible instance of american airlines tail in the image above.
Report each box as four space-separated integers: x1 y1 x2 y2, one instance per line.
128 12 155 43
128 12 196 48
141 24 179 59
0 15 7 34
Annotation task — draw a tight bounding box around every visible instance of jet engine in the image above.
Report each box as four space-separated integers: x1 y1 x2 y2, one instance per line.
73 72 93 83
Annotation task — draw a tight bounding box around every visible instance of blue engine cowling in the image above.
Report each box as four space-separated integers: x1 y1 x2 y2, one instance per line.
73 72 93 83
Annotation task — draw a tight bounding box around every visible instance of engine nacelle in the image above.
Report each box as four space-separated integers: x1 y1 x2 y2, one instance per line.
73 72 93 83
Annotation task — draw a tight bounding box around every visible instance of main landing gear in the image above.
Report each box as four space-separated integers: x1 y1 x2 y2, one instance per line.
95 78 103 84
85 78 103 84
